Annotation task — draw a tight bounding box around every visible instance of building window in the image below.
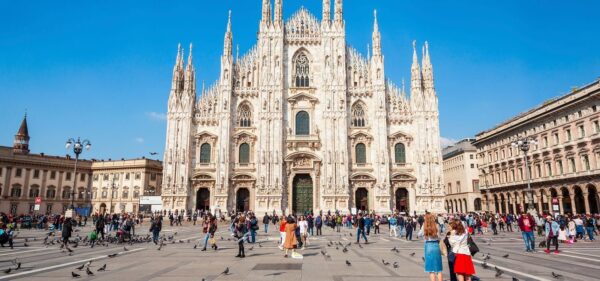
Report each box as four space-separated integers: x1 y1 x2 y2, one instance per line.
125 173 130 180
456 181 461 192
46 187 56 199
102 190 108 199
594 121 600 134
295 111 310 135
103 174 109 181
239 143 250 164
33 169 40 179
583 155 590 171
593 105 597 112
62 188 71 199
470 154 474 160
351 102 366 127
150 173 156 181
565 129 572 142
93 174 98 181
80 173 86 181
122 189 129 199
470 163 475 168
237 103 252 127
112 190 118 199
546 163 552 176
394 143 406 164
114 173 119 180
29 185 40 198
15 168 22 177
569 158 576 173
78 188 84 199
10 185 22 197
543 136 548 147
536 165 542 178
133 188 140 199
66 172 72 181
200 143 211 163
578 110 582 118
511 169 516 181
553 133 559 145
46 204 53 214
355 143 367 164
578 125 585 138
135 173 141 180
294 53 310 87
557 160 563 175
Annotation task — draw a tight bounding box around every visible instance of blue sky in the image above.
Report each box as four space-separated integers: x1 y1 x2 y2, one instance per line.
1 0 599 159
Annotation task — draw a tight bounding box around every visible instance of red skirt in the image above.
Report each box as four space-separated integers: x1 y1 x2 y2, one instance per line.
454 254 476 276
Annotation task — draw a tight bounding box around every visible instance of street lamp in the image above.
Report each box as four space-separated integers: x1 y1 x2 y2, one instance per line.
480 168 490 212
65 138 91 211
108 176 118 214
511 137 538 215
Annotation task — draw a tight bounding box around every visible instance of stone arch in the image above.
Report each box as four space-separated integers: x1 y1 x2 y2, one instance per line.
237 102 253 127
587 184 599 214
350 100 367 127
474 198 482 211
561 187 572 214
292 49 312 88
573 185 586 214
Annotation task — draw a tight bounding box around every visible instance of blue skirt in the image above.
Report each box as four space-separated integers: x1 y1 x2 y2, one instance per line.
424 240 443 273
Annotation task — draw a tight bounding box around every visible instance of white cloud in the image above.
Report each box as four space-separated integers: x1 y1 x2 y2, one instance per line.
146 112 167 121
134 137 145 144
440 137 458 148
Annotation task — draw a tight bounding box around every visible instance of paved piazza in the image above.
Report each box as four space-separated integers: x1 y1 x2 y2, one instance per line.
1 222 599 281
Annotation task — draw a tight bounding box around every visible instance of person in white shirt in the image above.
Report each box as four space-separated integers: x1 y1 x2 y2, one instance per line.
298 216 309 250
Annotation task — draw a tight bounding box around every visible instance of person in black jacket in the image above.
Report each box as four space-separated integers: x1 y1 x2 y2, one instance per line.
355 214 369 244
150 217 162 244
62 218 73 251
95 217 105 240
263 213 271 233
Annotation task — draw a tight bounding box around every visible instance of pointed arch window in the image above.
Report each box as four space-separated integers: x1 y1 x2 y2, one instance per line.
395 143 406 164
295 111 310 135
200 143 211 163
355 143 367 164
351 103 366 127
239 143 250 164
294 53 310 87
238 104 252 127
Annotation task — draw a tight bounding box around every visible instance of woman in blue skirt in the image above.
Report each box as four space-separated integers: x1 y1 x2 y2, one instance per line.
421 213 443 281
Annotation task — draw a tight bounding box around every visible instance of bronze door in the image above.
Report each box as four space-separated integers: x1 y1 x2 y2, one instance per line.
293 175 313 215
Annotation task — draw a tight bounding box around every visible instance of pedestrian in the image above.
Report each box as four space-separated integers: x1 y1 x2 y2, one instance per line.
249 215 258 243
235 215 248 258
62 217 74 251
283 216 298 258
298 215 309 250
406 219 414 241
355 213 368 244
544 216 560 254
201 216 210 251
374 216 380 234
517 212 536 252
420 214 444 281
585 215 595 241
263 213 271 233
0 221 14 249
448 219 476 281
278 216 287 250
208 215 218 250
307 215 315 236
365 214 372 235
95 216 105 240
192 212 198 225
150 216 162 244
443 232 457 281
316 215 323 236
389 215 398 237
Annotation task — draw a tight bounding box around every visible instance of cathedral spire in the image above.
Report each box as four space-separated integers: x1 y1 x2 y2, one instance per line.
410 40 423 108
171 44 185 92
372 9 381 57
322 0 331 25
13 113 30 154
223 10 233 57
186 43 194 72
274 0 282 26
261 0 271 26
334 0 343 25
422 41 434 90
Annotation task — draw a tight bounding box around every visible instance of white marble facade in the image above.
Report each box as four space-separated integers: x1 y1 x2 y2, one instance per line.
161 0 445 215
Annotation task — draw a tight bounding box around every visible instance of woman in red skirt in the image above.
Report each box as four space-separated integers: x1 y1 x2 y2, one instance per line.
449 219 475 281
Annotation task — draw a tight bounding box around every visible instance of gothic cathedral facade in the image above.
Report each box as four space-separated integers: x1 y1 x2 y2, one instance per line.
161 0 445 215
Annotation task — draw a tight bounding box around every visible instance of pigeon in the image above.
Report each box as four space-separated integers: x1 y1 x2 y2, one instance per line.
503 254 509 258
98 264 106 272
390 247 397 252
149 152 158 155
495 266 504 277
67 248 73 253
24 242 29 247
320 250 326 256
342 247 348 253
86 267 94 276
124 246 129 251
193 244 197 249
4 268 12 274
71 272 81 278
551 272 563 278
259 243 263 248
15 263 21 270
345 260 351 266
76 264 85 270
512 278 520 281
409 252 416 257
222 267 230 275
393 262 399 268
482 262 489 269
86 261 93 266
382 259 390 266
349 233 352 237
248 246 254 251
108 253 118 258
483 254 491 261
358 244 363 248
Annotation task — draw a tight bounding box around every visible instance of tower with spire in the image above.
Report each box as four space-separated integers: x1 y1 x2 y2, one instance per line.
13 114 30 154
160 0 445 215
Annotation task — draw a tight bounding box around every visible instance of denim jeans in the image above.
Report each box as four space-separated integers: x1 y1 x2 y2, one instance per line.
356 228 368 243
521 231 535 251
264 224 269 233
203 233 210 248
586 227 595 240
152 230 160 243
250 230 256 243
308 227 314 236
399 225 405 236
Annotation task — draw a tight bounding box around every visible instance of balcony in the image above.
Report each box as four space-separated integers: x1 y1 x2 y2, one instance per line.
352 163 373 171
194 162 216 171
286 134 321 150
234 163 256 171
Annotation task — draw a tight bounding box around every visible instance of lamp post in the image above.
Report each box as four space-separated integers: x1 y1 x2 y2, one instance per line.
65 138 91 211
511 137 538 215
108 176 118 214
480 168 490 212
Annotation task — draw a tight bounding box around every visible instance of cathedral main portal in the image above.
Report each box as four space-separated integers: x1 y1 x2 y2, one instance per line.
292 174 313 215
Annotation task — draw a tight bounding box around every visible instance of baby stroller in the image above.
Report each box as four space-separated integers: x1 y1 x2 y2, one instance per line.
117 224 132 243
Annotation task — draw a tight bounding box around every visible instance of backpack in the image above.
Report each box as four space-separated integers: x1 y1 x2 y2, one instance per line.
89 230 98 241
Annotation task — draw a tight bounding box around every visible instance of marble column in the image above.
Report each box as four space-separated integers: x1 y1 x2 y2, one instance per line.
570 195 577 214
558 196 564 215
583 192 590 214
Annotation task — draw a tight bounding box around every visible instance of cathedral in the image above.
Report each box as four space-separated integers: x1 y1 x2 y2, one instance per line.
161 0 445 215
